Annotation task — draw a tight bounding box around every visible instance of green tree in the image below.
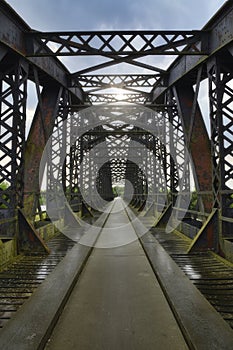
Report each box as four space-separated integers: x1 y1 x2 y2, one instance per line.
0 181 9 208
189 191 198 211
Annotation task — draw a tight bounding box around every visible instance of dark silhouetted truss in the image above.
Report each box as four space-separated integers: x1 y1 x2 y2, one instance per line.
72 74 159 89
0 0 232 255
86 93 150 105
25 30 208 104
71 75 163 105
27 31 207 57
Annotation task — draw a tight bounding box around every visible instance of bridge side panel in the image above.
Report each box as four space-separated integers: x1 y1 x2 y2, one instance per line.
173 78 213 213
23 84 63 220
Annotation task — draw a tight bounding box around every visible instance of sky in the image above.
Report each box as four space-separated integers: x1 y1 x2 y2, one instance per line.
6 0 226 31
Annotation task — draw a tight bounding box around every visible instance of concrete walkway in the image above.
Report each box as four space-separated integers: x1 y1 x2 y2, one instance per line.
46 198 188 350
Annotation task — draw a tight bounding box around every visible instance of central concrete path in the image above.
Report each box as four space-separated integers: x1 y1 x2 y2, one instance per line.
46 198 188 350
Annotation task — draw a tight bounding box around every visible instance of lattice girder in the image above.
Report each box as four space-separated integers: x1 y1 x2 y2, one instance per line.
27 31 207 57
0 60 28 213
208 55 233 231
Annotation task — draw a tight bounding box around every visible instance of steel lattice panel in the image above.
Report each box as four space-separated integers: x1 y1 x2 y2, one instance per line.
208 56 233 235
0 62 28 211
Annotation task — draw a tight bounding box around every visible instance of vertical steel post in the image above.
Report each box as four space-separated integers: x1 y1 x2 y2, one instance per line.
0 59 28 236
23 83 63 220
207 55 233 238
173 77 213 213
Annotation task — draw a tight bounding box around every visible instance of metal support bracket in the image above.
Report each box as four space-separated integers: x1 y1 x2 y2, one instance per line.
153 203 172 228
138 200 146 212
17 209 50 254
81 202 94 218
64 203 83 227
187 209 219 253
143 202 155 217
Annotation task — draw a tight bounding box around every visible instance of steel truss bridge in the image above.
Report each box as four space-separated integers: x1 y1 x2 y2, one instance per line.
0 0 232 258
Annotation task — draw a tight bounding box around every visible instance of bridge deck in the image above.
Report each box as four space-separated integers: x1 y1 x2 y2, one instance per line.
45 198 188 350
1 199 233 349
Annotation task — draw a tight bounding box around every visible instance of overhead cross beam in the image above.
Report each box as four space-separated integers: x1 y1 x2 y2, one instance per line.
70 75 159 102
70 74 161 95
87 93 150 104
26 30 208 57
24 29 210 105
26 30 208 78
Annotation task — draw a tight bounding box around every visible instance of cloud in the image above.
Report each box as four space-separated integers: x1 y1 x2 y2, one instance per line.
6 0 225 31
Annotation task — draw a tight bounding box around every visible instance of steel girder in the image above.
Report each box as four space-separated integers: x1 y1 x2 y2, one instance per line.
15 2 232 106
72 74 160 91
166 90 190 205
67 123 154 208
26 30 207 60
0 1 232 106
24 84 64 220
46 90 70 220
0 0 232 256
207 54 233 238
0 1 84 102
96 161 114 202
0 59 28 235
152 1 233 102
86 93 150 105
173 76 213 213
25 30 207 104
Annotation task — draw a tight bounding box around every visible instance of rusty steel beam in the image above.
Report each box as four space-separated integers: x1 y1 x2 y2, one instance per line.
23 85 63 220
71 74 160 88
0 1 84 102
187 209 218 252
18 209 50 254
0 59 28 219
152 0 233 102
207 54 233 241
26 30 207 57
70 74 161 97
173 82 213 213
25 30 207 80
87 93 150 104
